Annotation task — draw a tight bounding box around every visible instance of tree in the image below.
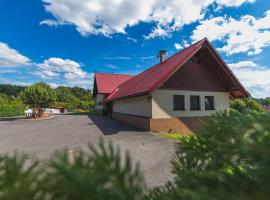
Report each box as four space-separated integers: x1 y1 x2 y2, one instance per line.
20 82 55 118
230 97 263 113
0 84 25 97
0 111 270 199
147 110 270 200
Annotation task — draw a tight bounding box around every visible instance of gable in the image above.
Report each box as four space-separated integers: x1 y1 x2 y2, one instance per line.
93 73 133 97
106 38 249 101
161 52 228 91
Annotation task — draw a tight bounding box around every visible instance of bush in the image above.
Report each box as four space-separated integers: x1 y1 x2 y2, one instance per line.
1 111 270 199
148 110 270 200
0 141 144 200
0 95 25 117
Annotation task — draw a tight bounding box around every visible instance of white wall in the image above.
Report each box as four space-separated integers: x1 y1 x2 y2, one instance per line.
113 95 152 117
152 89 230 118
95 94 105 110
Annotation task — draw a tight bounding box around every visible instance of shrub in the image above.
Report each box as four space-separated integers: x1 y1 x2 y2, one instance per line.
0 111 270 199
0 95 25 117
0 141 144 200
147 110 270 200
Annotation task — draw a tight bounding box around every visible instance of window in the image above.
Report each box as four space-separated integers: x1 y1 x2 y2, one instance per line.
173 95 185 110
190 95 200 110
205 96 215 110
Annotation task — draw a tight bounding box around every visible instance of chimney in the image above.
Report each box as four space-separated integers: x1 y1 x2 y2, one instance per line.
158 50 167 63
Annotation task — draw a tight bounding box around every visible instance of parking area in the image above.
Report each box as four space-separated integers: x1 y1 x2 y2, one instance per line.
0 114 175 188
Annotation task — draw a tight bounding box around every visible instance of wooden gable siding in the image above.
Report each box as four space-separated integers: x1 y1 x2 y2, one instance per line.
161 52 228 91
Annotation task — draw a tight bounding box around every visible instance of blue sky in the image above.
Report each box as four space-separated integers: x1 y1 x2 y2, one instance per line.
0 0 270 97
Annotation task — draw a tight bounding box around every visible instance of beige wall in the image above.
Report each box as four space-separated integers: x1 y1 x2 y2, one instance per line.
113 95 152 117
95 94 105 110
152 89 230 118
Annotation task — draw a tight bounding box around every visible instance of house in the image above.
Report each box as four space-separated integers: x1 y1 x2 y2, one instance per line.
264 105 270 113
93 38 249 134
93 73 133 113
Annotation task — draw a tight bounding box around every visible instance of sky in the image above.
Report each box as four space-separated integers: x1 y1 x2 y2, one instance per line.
0 0 270 98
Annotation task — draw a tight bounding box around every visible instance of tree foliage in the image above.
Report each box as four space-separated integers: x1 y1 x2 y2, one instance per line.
147 110 270 200
53 86 93 112
230 97 263 113
1 89 270 199
0 94 25 117
0 141 144 200
255 97 270 106
20 82 56 117
0 111 270 199
0 84 25 97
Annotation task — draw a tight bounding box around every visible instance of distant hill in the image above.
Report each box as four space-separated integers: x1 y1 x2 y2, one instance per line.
0 84 26 97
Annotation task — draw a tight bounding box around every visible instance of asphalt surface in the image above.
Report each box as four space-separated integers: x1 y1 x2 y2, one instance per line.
0 114 175 188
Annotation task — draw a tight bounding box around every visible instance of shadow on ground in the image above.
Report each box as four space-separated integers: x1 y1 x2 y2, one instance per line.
88 114 144 135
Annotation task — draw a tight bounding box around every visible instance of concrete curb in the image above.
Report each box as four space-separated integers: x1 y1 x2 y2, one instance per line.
0 116 25 121
21 115 56 121
0 115 56 121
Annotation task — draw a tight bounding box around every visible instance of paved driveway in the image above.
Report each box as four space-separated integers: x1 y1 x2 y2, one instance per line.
0 114 175 188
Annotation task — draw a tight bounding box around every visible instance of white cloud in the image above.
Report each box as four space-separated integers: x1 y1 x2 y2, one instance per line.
0 42 31 67
216 0 255 7
228 61 270 98
34 58 94 89
174 43 183 50
191 10 270 55
37 57 87 80
105 64 119 69
228 60 258 69
174 40 189 50
102 56 131 60
41 0 254 38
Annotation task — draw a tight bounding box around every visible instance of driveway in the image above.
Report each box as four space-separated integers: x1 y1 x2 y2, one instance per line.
0 114 175 188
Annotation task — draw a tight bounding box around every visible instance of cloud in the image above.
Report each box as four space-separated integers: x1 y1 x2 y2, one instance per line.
126 37 137 43
34 58 94 89
105 64 119 69
216 0 255 7
0 42 31 67
41 0 254 38
36 57 87 80
138 55 155 60
228 61 270 98
174 40 190 50
174 43 183 50
102 56 131 60
191 10 270 55
228 61 257 69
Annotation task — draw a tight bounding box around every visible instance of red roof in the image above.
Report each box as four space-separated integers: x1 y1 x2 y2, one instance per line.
107 38 206 101
264 106 270 112
94 73 133 94
98 38 249 101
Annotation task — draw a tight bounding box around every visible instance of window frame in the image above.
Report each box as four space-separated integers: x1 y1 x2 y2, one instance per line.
173 95 185 111
205 96 215 110
190 95 201 111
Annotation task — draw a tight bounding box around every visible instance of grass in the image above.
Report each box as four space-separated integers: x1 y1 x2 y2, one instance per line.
158 132 183 141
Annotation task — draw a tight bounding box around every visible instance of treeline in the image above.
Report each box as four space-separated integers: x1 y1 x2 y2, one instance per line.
0 84 25 97
0 83 93 117
53 86 93 112
255 97 270 106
